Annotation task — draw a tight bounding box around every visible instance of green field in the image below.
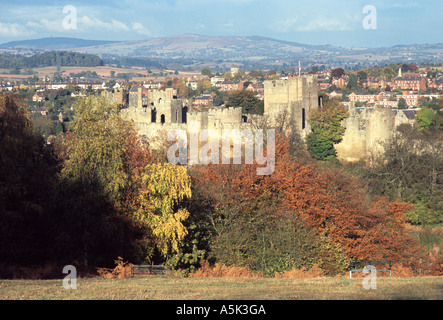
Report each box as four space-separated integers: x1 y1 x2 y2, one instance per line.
1 276 442 300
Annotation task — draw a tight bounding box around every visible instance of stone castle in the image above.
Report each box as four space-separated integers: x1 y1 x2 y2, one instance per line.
118 75 320 149
115 75 404 163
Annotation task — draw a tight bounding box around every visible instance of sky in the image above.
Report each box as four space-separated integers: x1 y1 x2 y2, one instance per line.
0 0 442 48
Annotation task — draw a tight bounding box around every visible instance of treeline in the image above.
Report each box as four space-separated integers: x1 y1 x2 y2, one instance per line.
0 93 442 279
0 51 103 69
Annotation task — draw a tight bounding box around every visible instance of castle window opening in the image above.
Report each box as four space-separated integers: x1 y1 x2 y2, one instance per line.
302 108 306 130
161 114 165 124
151 108 157 123
182 106 188 123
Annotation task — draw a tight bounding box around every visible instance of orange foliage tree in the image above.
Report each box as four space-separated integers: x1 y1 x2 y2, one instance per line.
189 136 422 273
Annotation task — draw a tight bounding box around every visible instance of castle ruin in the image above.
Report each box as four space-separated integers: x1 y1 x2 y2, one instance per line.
117 74 402 164
119 75 320 151
335 105 417 162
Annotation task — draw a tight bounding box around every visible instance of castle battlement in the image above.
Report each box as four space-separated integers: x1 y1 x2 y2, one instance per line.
208 107 242 115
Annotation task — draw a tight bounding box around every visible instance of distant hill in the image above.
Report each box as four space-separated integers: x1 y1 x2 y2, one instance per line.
1 35 442 69
0 37 121 50
73 34 322 59
70 34 443 68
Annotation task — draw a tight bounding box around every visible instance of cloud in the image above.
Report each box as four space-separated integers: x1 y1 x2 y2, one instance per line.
132 22 151 36
26 17 129 33
0 22 33 37
26 19 63 32
78 16 130 32
297 18 353 32
269 18 298 33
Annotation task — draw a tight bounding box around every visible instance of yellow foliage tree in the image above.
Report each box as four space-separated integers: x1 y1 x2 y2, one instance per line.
134 163 192 259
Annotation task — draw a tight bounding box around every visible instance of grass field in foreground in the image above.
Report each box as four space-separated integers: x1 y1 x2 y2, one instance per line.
0 276 442 300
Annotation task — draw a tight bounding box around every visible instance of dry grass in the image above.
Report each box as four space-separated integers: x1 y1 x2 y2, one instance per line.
188 261 260 278
0 276 442 300
1 257 441 300
275 265 325 279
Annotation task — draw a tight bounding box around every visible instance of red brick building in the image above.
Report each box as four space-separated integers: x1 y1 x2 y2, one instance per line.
246 82 264 93
32 93 46 102
216 80 243 92
193 92 216 106
393 77 427 91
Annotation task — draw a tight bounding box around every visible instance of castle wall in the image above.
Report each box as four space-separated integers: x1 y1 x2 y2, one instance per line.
335 108 367 162
365 107 395 155
336 106 396 162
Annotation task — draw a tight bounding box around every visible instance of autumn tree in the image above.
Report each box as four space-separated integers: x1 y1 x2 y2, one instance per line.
248 70 265 81
132 163 192 261
330 68 345 81
55 95 148 265
60 95 193 265
188 136 421 274
61 95 136 201
196 79 212 95
171 77 190 98
189 161 349 276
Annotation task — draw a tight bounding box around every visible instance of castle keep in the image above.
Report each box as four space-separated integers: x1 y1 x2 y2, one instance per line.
264 76 319 137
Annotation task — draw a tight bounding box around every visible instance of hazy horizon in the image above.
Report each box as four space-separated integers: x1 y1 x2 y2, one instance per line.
0 0 442 48
1 33 442 50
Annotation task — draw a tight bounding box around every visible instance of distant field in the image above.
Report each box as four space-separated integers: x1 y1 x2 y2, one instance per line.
36 66 149 77
0 66 150 79
1 276 442 300
0 74 34 79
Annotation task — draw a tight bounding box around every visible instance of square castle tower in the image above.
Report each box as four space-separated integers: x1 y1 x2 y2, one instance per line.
264 75 319 138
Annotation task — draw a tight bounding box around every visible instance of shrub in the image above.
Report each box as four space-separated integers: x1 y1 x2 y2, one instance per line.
96 257 132 279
